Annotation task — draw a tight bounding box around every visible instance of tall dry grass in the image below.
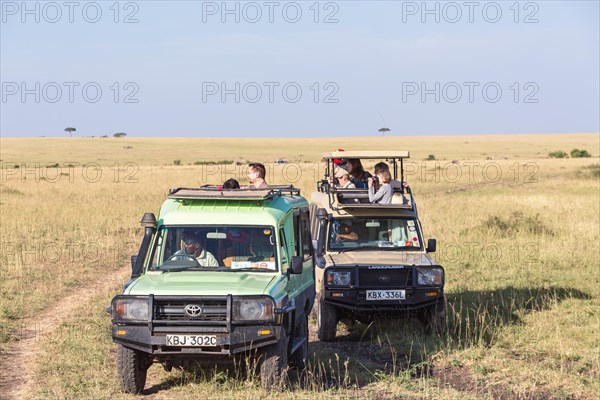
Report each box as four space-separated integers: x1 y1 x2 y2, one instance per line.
1 134 598 398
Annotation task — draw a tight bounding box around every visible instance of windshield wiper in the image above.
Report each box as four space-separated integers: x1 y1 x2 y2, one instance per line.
335 245 404 253
160 266 201 273
335 246 369 253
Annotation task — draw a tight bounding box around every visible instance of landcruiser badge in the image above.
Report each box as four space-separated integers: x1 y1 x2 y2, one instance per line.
184 304 203 317
378 275 391 283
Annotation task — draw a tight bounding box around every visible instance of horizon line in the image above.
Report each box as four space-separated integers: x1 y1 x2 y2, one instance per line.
1 132 598 140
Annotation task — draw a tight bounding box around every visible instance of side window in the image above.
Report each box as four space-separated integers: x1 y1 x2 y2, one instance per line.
279 228 289 267
309 203 318 237
301 209 312 261
293 212 301 257
150 228 169 269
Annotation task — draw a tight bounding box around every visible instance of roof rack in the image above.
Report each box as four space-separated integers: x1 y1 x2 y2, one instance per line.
168 185 301 200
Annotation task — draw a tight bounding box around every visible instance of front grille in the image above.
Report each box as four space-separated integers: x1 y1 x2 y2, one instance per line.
154 298 227 322
358 267 412 288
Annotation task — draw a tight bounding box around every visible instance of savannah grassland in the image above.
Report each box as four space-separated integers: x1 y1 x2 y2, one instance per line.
0 134 599 399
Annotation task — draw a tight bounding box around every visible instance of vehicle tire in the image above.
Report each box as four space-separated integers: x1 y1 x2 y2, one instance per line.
317 300 338 342
290 312 309 371
419 296 448 335
116 344 151 394
260 331 289 390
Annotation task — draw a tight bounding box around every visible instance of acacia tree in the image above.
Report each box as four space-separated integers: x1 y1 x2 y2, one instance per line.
64 127 76 137
113 132 127 138
378 128 390 136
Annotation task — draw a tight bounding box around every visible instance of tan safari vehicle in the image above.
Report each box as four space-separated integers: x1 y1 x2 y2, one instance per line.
309 151 446 341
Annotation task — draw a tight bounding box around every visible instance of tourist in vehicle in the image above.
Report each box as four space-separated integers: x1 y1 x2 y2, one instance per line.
368 169 393 204
171 230 219 267
331 167 356 189
222 178 240 189
340 158 371 189
247 163 269 189
373 162 409 190
249 229 274 261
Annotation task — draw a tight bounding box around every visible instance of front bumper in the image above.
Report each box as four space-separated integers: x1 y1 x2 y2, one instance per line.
323 287 444 312
110 294 283 356
112 323 282 355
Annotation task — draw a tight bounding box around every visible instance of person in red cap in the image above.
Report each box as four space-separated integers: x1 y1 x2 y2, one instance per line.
333 148 345 165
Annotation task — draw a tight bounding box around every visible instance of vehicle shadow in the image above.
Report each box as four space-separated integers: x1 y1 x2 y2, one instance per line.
143 360 260 395
141 286 591 394
306 286 592 390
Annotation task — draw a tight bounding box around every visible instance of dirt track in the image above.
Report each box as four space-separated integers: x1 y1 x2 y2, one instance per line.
0 266 130 400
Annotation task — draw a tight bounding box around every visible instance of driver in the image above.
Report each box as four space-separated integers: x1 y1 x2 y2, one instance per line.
171 231 219 267
336 222 358 241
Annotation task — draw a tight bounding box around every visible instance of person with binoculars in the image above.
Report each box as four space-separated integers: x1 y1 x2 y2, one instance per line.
367 168 393 204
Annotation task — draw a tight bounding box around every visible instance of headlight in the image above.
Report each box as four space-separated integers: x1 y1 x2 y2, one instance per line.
232 297 274 321
327 270 352 286
113 298 149 320
417 267 444 286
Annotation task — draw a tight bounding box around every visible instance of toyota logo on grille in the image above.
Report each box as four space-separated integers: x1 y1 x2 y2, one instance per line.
184 304 203 317
378 274 391 283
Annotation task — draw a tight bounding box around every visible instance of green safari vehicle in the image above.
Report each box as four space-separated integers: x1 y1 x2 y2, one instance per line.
108 186 315 393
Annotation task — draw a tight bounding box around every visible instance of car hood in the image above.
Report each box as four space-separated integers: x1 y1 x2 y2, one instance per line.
125 271 278 296
326 251 436 267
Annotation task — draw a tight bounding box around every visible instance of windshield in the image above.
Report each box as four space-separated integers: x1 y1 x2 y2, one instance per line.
149 226 277 272
328 217 422 251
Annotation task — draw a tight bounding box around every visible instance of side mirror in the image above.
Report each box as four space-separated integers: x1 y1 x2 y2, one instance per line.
290 255 303 274
312 239 323 256
312 240 326 268
426 239 437 253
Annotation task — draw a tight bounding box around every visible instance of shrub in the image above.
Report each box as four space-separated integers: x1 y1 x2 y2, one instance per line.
173 159 182 166
575 164 600 179
425 154 436 161
482 211 554 236
193 160 234 165
548 150 568 158
570 148 591 158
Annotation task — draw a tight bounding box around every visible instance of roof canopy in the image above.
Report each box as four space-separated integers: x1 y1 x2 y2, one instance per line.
322 151 410 160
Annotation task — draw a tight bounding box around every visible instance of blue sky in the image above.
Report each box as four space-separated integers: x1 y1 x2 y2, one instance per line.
1 0 599 137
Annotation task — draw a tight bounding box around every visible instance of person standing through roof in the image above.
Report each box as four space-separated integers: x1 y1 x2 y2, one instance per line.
331 167 356 189
373 162 410 191
247 163 269 189
368 168 393 204
340 159 371 189
222 178 240 189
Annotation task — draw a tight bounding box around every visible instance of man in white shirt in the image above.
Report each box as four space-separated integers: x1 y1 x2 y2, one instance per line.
333 167 356 189
171 231 219 267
